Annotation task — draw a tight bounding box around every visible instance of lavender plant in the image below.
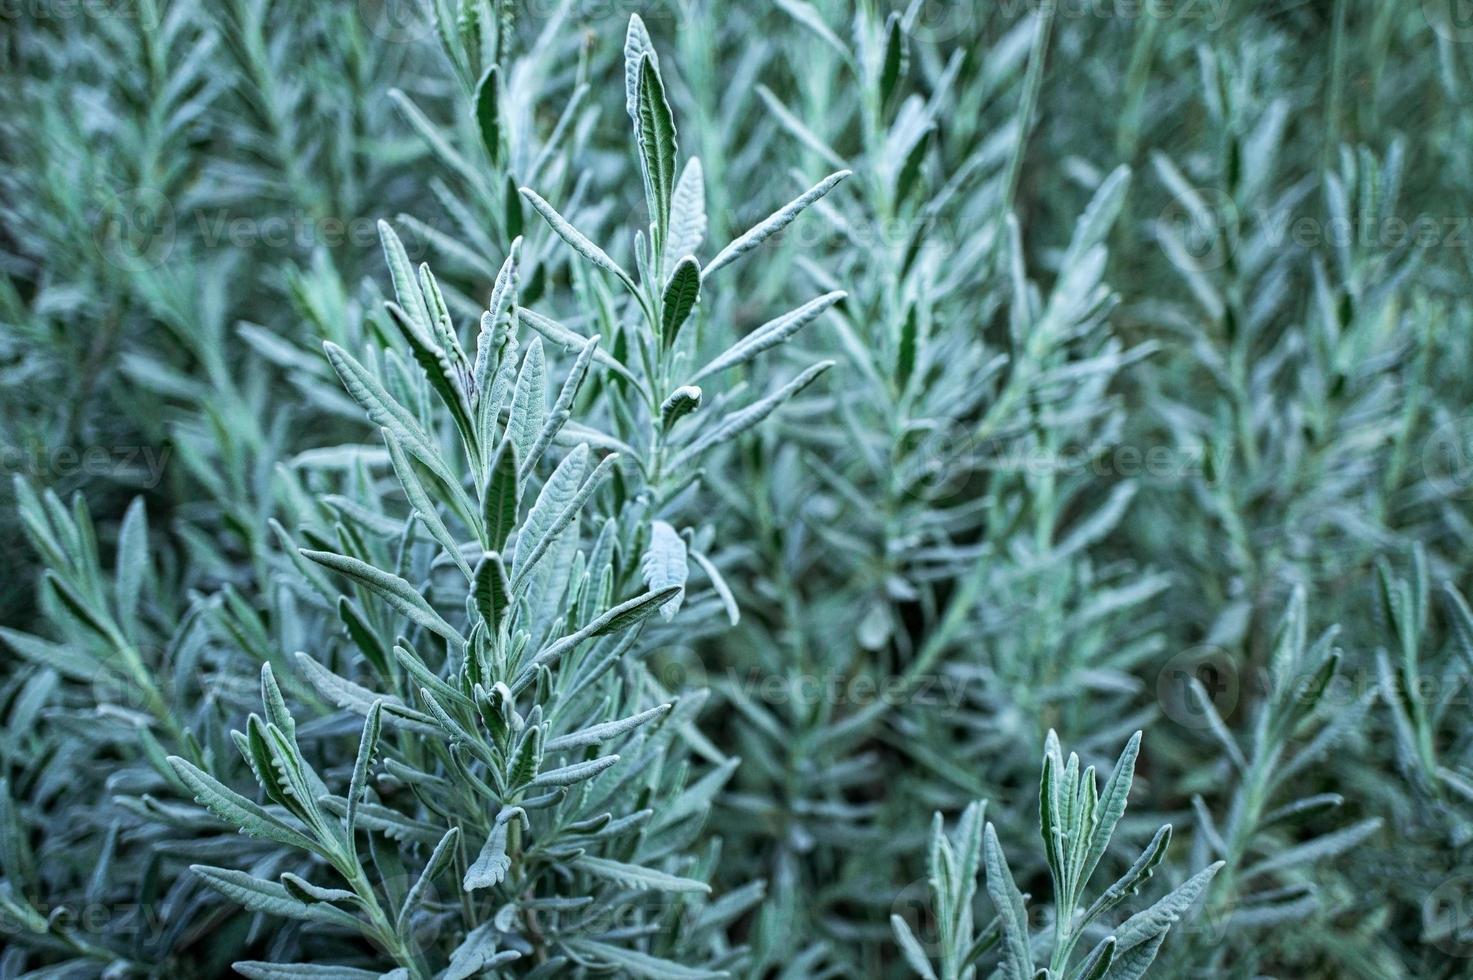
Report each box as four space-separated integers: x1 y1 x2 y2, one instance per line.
4 2 1472 978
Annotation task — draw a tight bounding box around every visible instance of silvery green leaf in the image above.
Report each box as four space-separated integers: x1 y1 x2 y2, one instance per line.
508 337 547 474
522 585 682 677
532 753 621 787
890 915 938 979
300 550 466 646
167 757 321 855
1239 819 1381 880
1072 937 1116 980
984 823 1033 979
662 158 706 270
114 496 147 640
516 308 640 384
522 335 601 481
660 385 702 430
259 663 295 742
345 700 382 845
623 13 658 120
233 964 382 980
396 827 459 935
756 84 846 171
519 187 637 292
446 923 520 979
641 520 687 621
563 938 722 980
635 53 678 252
378 220 434 333
463 815 513 891
1112 861 1224 954
547 703 670 751
691 291 844 382
690 548 738 626
702 170 851 278
293 652 435 732
575 855 710 894
775 0 851 60
474 240 520 395
1083 731 1141 884
511 444 587 580
1082 825 1172 927
1099 932 1167 980
0 628 96 682
191 866 359 929
322 342 458 492
279 874 356 906
383 429 472 579
1063 165 1132 268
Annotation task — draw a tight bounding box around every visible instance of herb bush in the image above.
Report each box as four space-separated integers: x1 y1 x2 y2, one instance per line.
1 1 1470 977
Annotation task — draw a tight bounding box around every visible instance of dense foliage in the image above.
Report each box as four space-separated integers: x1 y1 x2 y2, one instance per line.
2 1 1471 977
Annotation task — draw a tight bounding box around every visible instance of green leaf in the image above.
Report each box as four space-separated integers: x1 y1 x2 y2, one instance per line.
234 964 383 980
474 552 512 634
482 438 521 550
474 63 502 166
623 14 658 120
531 753 621 787
1084 731 1141 885
114 496 147 639
1112 861 1224 955
520 585 682 680
1072 937 1116 980
511 444 588 582
1082 825 1172 927
661 256 701 348
521 334 601 480
660 386 702 431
